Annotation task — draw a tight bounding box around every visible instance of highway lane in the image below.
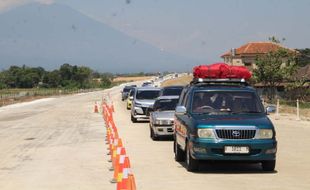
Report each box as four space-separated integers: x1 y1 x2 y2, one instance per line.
0 91 115 190
0 84 310 190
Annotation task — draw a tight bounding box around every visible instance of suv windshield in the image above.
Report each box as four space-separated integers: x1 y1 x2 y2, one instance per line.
154 99 179 111
191 91 264 114
136 90 160 100
162 88 183 96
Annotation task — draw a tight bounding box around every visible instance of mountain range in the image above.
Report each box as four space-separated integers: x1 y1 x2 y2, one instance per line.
0 3 197 73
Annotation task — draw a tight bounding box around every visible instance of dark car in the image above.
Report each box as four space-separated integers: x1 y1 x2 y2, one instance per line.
121 85 136 101
160 86 184 96
173 78 277 172
142 81 153 87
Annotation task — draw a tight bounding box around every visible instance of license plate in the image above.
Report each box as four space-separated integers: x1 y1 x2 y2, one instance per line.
224 146 249 154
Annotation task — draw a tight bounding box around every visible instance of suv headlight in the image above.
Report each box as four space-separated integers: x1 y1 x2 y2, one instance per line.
256 129 273 139
154 120 172 125
135 103 142 107
197 129 215 139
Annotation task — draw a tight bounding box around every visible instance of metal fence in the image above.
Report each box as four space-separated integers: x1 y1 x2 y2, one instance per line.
262 98 310 120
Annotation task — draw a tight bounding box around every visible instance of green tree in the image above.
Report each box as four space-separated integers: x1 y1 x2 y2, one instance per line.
296 48 310 67
100 75 112 88
43 70 61 88
73 66 92 88
0 72 7 89
59 63 74 81
5 66 22 88
254 48 298 100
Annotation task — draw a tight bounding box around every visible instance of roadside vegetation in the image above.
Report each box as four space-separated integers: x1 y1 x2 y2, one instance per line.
0 63 115 106
253 38 310 102
0 64 163 107
0 63 113 89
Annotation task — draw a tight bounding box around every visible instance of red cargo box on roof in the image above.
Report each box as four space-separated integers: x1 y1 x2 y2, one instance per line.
193 63 252 80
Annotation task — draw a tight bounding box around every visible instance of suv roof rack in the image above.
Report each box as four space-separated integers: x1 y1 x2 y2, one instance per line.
190 78 249 86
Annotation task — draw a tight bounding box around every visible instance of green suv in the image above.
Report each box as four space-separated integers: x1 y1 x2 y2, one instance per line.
173 78 277 172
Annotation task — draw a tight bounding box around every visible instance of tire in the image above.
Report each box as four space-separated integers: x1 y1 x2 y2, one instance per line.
262 160 276 171
131 115 137 123
185 141 199 172
174 138 185 162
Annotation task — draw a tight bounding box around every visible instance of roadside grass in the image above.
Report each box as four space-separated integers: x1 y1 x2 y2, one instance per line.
0 88 96 107
279 104 310 118
0 80 124 107
113 76 154 82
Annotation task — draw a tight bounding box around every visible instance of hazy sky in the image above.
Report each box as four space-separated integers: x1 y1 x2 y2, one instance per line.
1 0 310 62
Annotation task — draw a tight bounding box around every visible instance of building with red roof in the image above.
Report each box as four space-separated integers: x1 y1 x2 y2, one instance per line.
221 42 295 70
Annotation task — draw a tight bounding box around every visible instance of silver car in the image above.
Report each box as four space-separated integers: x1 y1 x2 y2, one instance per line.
131 87 161 122
149 95 179 140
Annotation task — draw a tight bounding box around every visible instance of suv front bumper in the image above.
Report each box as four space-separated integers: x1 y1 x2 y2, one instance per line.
132 106 150 120
153 125 174 136
189 138 277 161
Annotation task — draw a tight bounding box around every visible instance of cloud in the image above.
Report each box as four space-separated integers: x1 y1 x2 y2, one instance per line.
0 0 54 12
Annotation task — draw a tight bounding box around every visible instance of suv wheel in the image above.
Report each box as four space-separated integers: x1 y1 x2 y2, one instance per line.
185 141 199 172
174 138 185 162
131 115 137 123
262 160 276 171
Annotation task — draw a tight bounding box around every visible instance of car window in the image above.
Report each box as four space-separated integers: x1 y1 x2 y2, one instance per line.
136 90 160 100
162 88 183 96
153 99 179 111
123 88 131 92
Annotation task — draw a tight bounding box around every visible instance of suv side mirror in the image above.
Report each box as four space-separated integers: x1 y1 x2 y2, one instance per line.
175 106 187 115
129 96 134 100
266 105 276 114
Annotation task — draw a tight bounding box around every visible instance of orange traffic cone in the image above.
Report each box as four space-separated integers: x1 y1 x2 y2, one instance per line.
94 102 99 113
111 101 115 113
117 156 134 190
111 147 126 183
109 138 122 163
106 128 112 145
127 173 137 190
112 139 123 166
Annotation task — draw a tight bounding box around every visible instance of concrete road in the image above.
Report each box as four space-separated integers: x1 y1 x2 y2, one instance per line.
1 85 310 190
0 91 115 190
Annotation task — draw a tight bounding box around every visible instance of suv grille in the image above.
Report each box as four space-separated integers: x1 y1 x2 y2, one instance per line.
215 129 256 139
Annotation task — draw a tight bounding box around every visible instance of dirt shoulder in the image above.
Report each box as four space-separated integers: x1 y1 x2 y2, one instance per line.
160 75 192 87
113 76 154 83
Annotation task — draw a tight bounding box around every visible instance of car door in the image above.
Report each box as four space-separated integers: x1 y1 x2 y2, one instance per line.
175 90 191 151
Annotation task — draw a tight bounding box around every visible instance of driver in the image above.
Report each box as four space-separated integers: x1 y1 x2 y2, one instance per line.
192 93 213 113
